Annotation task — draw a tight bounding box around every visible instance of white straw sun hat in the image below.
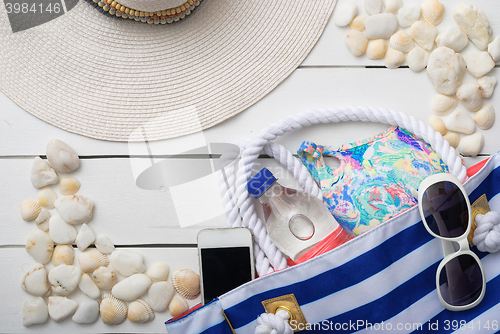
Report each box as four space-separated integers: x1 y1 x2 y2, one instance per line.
0 0 336 141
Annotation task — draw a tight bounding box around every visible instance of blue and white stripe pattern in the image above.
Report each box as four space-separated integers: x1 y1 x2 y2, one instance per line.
166 153 500 334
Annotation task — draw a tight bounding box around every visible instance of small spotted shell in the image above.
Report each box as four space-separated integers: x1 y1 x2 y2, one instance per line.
168 294 189 318
146 262 170 282
79 248 109 273
38 186 57 209
52 245 75 266
128 299 155 323
171 268 200 300
21 200 41 222
59 177 81 196
100 293 127 325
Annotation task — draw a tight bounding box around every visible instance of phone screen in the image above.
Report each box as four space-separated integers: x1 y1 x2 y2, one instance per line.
200 246 252 304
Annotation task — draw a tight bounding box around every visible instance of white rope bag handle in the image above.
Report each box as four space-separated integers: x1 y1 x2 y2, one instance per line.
219 106 467 276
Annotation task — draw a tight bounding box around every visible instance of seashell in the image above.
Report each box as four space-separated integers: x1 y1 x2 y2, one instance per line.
72 300 99 324
52 244 75 266
456 83 483 112
466 50 495 78
46 139 80 173
389 30 413 53
100 293 128 325
384 47 405 69
49 214 77 244
35 208 50 232
333 2 357 27
47 296 78 322
365 39 388 60
48 264 82 296
442 131 460 149
427 115 447 136
110 249 145 277
478 76 497 99
344 30 368 57
349 15 366 32
21 200 41 222
397 4 420 28
95 234 115 254
26 229 54 264
54 195 94 225
444 108 476 135
92 266 117 290
453 4 492 51
409 21 437 51
148 281 175 312
79 248 109 273
420 0 444 26
407 46 429 73
364 0 382 16
488 36 500 62
38 186 57 209
427 47 466 95
474 104 495 130
128 299 155 323
21 263 51 297
171 268 200 300
435 26 468 53
22 296 48 327
383 0 402 14
458 133 485 157
111 274 152 301
432 94 458 116
78 273 101 299
146 262 170 282
76 223 95 252
364 13 398 40
30 157 58 189
169 294 189 318
59 176 81 196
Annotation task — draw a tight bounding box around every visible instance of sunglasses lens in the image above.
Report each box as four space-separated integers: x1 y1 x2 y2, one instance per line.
438 254 484 307
422 181 469 238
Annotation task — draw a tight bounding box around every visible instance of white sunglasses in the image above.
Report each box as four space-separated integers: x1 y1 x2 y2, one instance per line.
413 173 486 311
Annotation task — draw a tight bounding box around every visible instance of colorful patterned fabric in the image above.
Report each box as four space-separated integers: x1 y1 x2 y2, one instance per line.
297 126 449 236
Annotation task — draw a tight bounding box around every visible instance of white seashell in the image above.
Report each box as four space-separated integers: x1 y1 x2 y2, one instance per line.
407 46 429 73
364 0 382 16
389 30 413 53
78 273 101 299
92 266 117 290
333 2 357 27
444 108 476 135
349 15 366 32
59 176 81 196
38 186 57 209
47 296 78 322
456 83 483 112
384 47 405 69
432 94 458 116
427 47 466 95
46 139 80 173
49 264 82 296
458 133 485 157
111 274 152 301
52 244 75 266
169 294 189 318
148 281 175 312
409 21 437 51
54 195 94 225
110 249 145 277
146 262 170 282
474 104 495 130
22 296 48 327
72 300 99 324
30 157 58 189
466 50 495 78
442 131 460 149
95 235 115 254
79 248 109 273
365 39 388 60
488 36 500 62
128 299 155 323
100 293 128 325
364 13 398 40
49 215 77 244
35 208 50 232
453 4 492 51
383 0 402 14
427 115 447 136
420 0 444 26
171 268 201 300
26 229 54 264
435 26 468 53
345 30 368 57
21 200 41 222
478 76 497 98
397 4 420 28
76 223 95 252
21 263 51 297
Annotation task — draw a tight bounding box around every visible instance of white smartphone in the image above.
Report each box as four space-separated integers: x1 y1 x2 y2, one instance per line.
197 227 255 305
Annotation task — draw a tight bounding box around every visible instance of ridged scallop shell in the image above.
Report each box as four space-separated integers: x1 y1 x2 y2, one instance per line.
146 262 170 282
59 177 81 196
389 30 414 52
21 200 41 222
171 269 200 300
92 266 117 290
127 299 155 323
432 94 458 116
38 186 57 209
168 294 189 318
421 0 444 26
427 115 447 136
100 293 127 325
79 248 109 273
52 244 75 266
474 104 495 130
442 131 460 149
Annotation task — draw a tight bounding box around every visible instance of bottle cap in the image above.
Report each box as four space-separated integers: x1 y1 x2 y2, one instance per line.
247 168 277 198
